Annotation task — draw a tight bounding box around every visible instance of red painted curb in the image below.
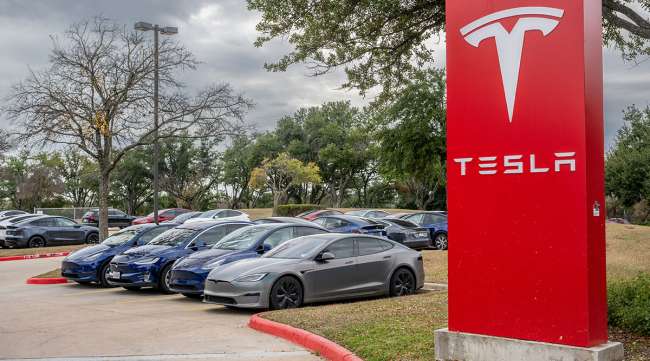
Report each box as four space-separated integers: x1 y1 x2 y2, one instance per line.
249 314 363 361
26 277 69 285
0 252 70 262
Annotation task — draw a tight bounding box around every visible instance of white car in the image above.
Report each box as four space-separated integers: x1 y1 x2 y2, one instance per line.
184 209 250 224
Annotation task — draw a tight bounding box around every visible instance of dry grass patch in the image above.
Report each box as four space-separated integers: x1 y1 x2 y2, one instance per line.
606 224 650 282
0 244 86 257
421 250 448 284
263 291 448 361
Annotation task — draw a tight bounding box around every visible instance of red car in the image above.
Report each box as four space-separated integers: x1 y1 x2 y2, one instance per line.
131 208 191 225
298 209 343 221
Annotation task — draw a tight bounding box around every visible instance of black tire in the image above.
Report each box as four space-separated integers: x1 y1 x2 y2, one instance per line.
269 276 303 310
28 236 46 248
390 268 416 297
98 261 114 288
123 286 141 291
182 293 202 299
86 233 99 244
433 232 448 250
158 263 174 294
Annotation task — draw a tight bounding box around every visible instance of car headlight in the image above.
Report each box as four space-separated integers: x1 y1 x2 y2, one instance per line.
134 257 159 265
201 259 226 270
84 252 103 261
234 273 268 282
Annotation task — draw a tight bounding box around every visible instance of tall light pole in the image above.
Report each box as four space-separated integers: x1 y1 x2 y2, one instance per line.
134 22 178 224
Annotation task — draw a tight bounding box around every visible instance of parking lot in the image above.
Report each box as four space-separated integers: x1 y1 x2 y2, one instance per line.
0 258 319 361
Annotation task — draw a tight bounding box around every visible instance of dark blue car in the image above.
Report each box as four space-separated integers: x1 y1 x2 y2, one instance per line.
400 212 448 250
312 215 387 237
108 221 251 293
169 223 328 298
62 224 176 286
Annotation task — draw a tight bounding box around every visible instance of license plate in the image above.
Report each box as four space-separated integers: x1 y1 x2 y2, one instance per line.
416 232 429 238
109 271 121 279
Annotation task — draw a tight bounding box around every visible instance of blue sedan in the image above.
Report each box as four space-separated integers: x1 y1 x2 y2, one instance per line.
62 224 176 286
169 223 329 298
312 215 387 237
108 221 251 293
399 212 448 250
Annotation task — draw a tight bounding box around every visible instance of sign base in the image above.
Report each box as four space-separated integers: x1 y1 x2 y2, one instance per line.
434 328 623 361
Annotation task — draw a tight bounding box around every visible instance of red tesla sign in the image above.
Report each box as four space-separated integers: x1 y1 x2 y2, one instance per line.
446 0 607 347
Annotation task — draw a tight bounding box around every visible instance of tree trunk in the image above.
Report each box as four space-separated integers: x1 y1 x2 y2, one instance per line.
98 170 110 241
272 191 288 216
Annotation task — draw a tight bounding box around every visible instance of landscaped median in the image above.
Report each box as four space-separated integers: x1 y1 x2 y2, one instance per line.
26 268 68 284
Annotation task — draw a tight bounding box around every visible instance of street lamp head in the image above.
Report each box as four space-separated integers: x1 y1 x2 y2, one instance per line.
134 22 154 32
160 26 179 35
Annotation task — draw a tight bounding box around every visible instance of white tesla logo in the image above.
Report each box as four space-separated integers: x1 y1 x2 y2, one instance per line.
461 7 564 122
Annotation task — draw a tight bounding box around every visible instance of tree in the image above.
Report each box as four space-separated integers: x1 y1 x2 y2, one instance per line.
248 0 650 98
249 153 321 212
56 148 98 207
5 18 251 240
0 129 11 157
375 69 446 210
160 137 222 210
222 135 257 208
111 148 151 215
606 105 650 223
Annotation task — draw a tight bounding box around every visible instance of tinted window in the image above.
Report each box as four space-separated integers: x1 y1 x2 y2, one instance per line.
312 218 327 227
31 219 53 227
193 226 230 246
212 225 273 250
54 218 77 227
358 238 393 256
138 226 173 244
264 236 327 259
386 219 419 228
325 218 349 229
103 230 138 246
406 214 424 225
324 238 355 259
149 228 196 247
264 227 295 248
295 226 325 237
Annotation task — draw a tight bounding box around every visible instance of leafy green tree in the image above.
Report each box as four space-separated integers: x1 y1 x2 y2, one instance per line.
249 153 321 212
222 135 257 208
249 0 650 98
111 148 151 215
606 105 650 223
56 148 98 207
375 69 446 210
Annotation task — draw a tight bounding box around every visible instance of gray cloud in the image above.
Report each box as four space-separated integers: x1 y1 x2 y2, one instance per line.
0 1 648 150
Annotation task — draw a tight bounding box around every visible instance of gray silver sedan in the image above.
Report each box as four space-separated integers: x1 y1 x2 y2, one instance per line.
203 234 425 309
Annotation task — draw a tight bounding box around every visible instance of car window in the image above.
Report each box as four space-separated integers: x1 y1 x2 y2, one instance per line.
193 225 230 246
431 214 447 223
324 238 355 259
226 223 250 233
149 228 196 247
263 227 295 248
372 211 389 218
327 218 349 229
406 214 424 224
55 218 77 227
312 218 327 227
138 226 173 244
31 219 52 227
103 230 138 246
264 236 327 259
295 226 325 237
386 219 419 228
358 238 392 256
108 210 118 216
212 225 274 250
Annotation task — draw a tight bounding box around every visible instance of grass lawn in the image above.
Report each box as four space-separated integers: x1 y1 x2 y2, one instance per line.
265 223 650 361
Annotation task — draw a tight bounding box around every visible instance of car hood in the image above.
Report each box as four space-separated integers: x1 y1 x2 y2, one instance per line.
206 257 299 282
122 244 173 258
67 244 112 260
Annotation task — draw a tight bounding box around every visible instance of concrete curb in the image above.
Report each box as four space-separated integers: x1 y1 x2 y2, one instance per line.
26 277 69 285
249 314 363 361
0 251 70 262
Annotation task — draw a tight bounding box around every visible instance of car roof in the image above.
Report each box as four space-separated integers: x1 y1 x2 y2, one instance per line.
317 214 375 224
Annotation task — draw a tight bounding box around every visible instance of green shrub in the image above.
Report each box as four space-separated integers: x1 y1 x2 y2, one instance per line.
275 204 324 217
608 273 650 336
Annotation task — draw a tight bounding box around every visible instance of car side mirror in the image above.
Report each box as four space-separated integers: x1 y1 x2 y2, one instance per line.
257 243 272 254
316 252 336 262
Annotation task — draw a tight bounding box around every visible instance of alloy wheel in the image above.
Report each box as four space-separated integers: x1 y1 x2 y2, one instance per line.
271 277 303 309
29 238 45 248
391 269 415 297
434 233 448 250
87 233 99 244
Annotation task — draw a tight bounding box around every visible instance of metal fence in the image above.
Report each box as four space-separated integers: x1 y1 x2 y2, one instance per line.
33 207 96 221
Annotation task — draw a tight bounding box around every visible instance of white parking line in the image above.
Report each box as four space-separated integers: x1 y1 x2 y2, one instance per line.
1 351 314 361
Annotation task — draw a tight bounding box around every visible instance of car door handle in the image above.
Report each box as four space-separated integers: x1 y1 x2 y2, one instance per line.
383 255 392 259
344 261 353 265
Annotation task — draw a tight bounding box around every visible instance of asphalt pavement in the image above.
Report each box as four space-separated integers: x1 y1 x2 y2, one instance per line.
0 257 319 361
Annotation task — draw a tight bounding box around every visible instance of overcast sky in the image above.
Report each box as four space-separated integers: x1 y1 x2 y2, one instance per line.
1 0 649 150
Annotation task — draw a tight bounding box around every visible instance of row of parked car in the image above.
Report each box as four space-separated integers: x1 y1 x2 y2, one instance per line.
61 216 428 310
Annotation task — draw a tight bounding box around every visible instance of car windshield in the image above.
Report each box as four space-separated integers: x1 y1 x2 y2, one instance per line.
199 210 221 218
169 212 198 223
263 237 325 259
148 228 196 247
212 226 273 250
102 230 138 246
386 219 419 228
